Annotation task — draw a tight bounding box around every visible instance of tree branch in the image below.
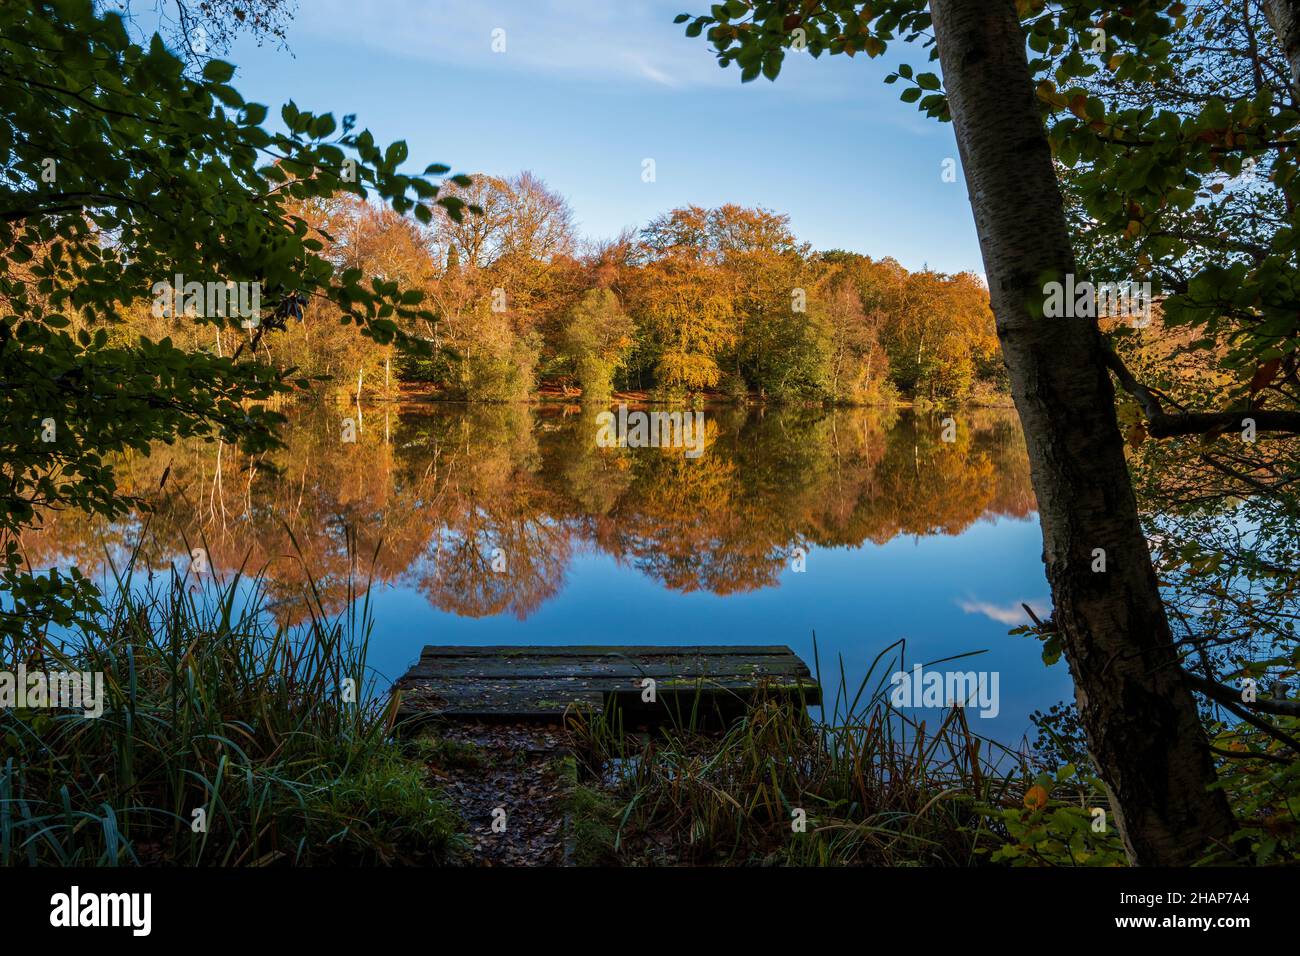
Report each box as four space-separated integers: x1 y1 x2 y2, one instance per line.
1184 668 1300 717
1102 344 1300 436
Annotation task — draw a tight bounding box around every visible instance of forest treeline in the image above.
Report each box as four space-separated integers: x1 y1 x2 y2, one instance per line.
128 176 1005 407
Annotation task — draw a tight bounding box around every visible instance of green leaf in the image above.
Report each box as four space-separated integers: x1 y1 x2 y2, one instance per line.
202 60 236 83
385 140 409 167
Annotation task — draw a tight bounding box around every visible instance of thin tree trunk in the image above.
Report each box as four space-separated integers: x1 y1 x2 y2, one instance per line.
929 0 1239 865
1263 0 1300 95
356 366 364 432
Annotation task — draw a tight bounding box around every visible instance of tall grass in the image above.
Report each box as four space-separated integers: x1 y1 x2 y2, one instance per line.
566 639 1075 866
0 532 460 866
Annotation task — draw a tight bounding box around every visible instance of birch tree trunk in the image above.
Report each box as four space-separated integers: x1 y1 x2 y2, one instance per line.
928 0 1240 864
1263 0 1300 94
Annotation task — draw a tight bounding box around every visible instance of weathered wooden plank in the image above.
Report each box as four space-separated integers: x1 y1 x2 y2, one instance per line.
395 684 606 717
397 681 818 719
393 645 820 725
403 656 809 680
416 645 797 658
397 675 818 701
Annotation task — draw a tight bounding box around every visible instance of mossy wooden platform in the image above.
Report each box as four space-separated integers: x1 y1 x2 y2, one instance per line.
393 645 821 726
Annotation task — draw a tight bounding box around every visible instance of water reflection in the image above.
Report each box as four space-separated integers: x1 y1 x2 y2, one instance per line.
23 403 1035 619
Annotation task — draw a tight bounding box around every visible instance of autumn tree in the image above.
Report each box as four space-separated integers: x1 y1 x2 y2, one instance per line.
426 171 577 400
562 287 634 401
627 254 738 395
826 253 996 403
639 204 829 401
808 270 891 404
640 203 802 261
276 194 436 399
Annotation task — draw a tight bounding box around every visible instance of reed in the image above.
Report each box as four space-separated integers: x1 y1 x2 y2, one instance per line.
566 639 1041 866
0 532 460 866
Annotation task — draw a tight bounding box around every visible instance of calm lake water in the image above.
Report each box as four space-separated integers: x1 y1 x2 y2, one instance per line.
27 402 1073 746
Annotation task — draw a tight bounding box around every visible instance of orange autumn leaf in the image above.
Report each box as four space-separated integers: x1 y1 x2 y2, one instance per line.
1025 785 1049 810
1036 81 1068 112
1248 358 1281 399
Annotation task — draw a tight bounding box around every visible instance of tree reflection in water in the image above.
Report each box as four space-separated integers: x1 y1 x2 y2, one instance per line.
21 403 1034 625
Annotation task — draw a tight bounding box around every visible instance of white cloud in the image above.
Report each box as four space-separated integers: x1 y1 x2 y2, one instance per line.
957 597 1048 627
629 53 681 88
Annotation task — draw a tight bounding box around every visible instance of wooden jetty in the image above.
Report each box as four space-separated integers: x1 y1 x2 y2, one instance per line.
393 645 821 726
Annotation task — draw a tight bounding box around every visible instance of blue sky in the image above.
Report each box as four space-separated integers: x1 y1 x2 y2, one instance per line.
220 0 983 274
